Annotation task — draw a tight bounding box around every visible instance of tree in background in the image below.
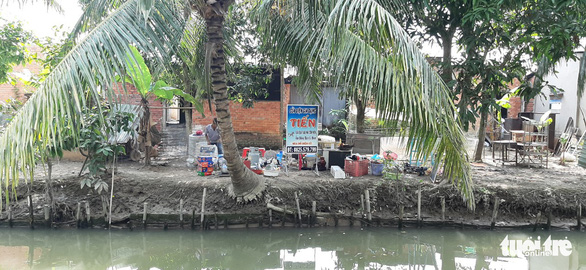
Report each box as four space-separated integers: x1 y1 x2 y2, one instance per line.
394 0 586 161
0 17 34 85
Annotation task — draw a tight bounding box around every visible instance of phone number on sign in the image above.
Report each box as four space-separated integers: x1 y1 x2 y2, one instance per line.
287 146 317 153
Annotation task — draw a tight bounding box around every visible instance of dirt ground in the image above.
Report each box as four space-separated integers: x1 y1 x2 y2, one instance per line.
2 153 586 230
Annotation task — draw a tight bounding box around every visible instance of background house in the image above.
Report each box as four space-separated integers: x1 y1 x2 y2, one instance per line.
533 51 585 136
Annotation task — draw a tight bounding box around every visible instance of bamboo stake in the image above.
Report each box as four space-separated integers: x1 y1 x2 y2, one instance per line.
191 209 195 230
398 205 404 229
311 201 316 227
76 202 81 228
86 201 91 226
282 206 286 227
365 189 372 223
8 206 13 228
142 202 147 228
417 185 422 227
294 192 302 227
491 196 500 230
44 204 50 227
269 209 273 228
108 153 116 227
179 199 184 227
201 188 207 229
440 196 446 222
28 195 34 229
577 200 582 231
360 194 365 216
547 208 552 230
533 211 542 232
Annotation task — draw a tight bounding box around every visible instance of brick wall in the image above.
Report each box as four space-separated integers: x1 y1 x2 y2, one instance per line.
113 83 164 130
193 100 283 149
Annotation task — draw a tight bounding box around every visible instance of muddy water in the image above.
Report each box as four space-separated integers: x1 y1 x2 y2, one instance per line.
0 228 584 270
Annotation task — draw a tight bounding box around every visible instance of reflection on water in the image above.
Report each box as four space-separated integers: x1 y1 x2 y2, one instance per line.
0 227 584 270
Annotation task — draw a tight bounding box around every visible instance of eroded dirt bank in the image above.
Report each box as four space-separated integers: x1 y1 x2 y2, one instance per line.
1 160 586 230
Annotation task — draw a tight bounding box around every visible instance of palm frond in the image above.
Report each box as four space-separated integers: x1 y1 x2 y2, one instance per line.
253 0 474 208
0 0 185 208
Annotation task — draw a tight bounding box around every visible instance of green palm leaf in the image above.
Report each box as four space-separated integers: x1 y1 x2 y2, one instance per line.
0 0 185 208
253 0 474 208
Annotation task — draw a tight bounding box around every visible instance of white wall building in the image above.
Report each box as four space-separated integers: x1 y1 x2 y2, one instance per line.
533 51 585 136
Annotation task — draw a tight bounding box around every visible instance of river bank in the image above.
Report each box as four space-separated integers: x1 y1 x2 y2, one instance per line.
1 159 586 230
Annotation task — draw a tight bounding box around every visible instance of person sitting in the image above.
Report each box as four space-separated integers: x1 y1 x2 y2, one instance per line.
205 118 223 154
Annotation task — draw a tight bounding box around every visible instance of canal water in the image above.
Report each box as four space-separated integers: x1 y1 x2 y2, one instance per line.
0 227 583 269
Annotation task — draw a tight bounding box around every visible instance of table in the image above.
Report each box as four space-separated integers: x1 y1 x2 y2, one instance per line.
492 140 517 165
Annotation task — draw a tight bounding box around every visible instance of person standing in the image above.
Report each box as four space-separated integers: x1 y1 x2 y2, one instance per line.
205 118 223 154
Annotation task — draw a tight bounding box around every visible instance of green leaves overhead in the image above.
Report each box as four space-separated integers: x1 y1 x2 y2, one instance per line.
253 0 474 208
0 0 186 208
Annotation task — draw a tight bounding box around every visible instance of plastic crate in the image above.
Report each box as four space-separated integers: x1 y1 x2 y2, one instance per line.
344 159 369 177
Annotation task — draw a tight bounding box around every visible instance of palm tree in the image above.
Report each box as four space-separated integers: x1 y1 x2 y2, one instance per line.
0 0 474 208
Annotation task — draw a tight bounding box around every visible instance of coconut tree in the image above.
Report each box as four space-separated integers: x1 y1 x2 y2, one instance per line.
0 0 474 207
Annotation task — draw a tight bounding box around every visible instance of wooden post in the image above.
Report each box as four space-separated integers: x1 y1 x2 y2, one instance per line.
44 204 50 227
533 211 542 232
282 207 287 227
440 196 446 222
398 205 404 229
491 196 500 230
311 201 316 227
142 202 148 228
86 201 92 227
360 194 365 216
28 195 34 229
365 190 372 223
8 206 13 228
547 208 552 230
215 213 219 230
201 188 207 230
417 185 422 227
269 209 273 228
191 209 195 230
76 202 81 228
179 199 184 228
577 200 582 231
102 197 108 223
294 192 302 227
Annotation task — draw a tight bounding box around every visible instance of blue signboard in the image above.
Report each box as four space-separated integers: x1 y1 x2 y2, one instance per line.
286 104 319 153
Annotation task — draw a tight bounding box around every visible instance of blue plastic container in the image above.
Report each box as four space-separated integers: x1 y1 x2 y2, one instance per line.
370 162 384 176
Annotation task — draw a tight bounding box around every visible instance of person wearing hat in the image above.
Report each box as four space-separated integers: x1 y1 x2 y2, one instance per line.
205 118 223 154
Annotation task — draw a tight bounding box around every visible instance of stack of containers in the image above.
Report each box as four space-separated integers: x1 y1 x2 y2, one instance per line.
197 156 214 176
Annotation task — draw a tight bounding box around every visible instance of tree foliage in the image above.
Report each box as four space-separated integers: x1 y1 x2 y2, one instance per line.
1 0 476 208
0 17 34 84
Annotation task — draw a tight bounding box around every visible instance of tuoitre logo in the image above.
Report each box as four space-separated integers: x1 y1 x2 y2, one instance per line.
500 235 572 257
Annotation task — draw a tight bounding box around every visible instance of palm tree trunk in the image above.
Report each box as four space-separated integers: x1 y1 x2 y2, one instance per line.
204 5 265 201
355 96 366 133
474 109 488 162
141 97 152 165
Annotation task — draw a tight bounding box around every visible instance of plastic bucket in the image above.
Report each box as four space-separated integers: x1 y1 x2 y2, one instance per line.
370 163 384 176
